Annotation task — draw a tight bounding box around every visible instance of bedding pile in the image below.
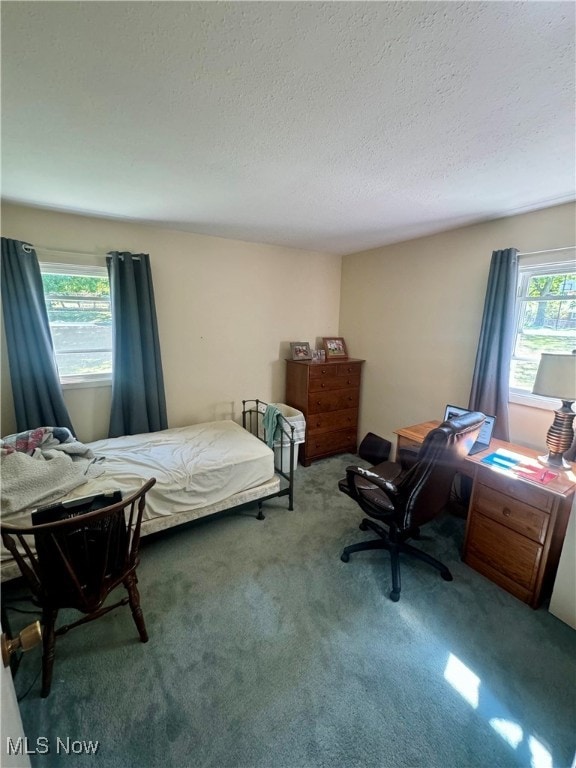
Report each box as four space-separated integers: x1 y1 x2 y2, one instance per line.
1 427 104 515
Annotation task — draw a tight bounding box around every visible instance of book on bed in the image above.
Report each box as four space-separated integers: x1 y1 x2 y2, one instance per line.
32 490 123 525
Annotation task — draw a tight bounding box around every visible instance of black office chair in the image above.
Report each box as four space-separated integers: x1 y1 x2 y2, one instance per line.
338 412 485 601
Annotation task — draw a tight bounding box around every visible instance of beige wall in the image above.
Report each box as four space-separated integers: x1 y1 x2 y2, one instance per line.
1 203 342 441
339 202 575 449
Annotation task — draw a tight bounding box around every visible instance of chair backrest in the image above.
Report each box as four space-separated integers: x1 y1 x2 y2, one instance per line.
1 478 156 613
394 412 485 530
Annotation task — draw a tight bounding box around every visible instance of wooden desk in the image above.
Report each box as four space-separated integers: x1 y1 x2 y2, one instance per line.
394 421 576 608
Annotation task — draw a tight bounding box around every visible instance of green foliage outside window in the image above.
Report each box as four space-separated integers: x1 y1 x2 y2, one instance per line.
41 271 112 377
511 269 576 391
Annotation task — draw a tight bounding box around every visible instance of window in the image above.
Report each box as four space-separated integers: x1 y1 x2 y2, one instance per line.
40 263 112 385
510 257 576 396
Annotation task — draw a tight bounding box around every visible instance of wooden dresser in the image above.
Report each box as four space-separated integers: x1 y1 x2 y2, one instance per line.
395 421 576 608
285 358 364 466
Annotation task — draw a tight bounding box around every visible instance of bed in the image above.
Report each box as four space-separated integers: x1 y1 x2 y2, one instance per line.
0 400 297 582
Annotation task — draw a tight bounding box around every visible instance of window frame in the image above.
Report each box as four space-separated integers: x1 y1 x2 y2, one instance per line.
39 262 113 388
509 251 576 411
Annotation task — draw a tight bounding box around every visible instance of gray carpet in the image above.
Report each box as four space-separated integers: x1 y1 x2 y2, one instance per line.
5 455 576 768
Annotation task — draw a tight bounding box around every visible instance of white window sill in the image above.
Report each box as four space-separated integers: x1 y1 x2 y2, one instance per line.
509 391 560 412
61 377 112 390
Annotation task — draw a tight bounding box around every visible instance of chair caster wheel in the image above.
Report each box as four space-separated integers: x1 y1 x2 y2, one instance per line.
340 552 350 563
441 570 453 582
389 590 400 602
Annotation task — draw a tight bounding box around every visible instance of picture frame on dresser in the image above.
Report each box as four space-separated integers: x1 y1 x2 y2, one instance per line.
322 337 348 359
290 342 312 360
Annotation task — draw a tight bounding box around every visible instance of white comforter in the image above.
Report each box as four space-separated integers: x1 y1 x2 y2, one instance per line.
55 420 275 521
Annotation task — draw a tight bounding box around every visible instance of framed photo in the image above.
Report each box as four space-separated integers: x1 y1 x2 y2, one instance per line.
322 337 348 359
311 349 326 363
290 341 312 360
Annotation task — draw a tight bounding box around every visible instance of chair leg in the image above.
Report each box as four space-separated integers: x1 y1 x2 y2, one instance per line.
400 540 453 581
340 538 389 562
389 545 401 602
41 608 58 698
124 574 149 643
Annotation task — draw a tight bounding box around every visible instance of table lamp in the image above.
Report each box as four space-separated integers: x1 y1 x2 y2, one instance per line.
532 352 576 470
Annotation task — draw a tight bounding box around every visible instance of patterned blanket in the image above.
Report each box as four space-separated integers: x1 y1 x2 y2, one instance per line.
1 427 104 516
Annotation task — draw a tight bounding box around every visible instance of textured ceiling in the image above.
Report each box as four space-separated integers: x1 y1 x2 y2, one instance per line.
1 1 574 255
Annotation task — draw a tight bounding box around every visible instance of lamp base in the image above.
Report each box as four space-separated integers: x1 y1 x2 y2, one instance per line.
537 452 572 471
539 400 575 472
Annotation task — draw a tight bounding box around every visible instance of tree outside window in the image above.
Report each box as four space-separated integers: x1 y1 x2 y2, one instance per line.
40 265 112 383
511 265 576 392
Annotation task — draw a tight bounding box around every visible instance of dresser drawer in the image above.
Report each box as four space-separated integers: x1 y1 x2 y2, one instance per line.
308 389 360 414
477 465 553 512
473 483 549 544
306 408 358 434
466 513 542 591
309 365 339 381
306 428 357 458
338 362 363 377
309 373 360 392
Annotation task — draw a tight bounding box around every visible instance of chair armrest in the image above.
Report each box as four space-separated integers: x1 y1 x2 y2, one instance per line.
345 465 400 501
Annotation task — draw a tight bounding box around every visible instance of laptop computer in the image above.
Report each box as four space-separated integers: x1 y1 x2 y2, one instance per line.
443 404 496 456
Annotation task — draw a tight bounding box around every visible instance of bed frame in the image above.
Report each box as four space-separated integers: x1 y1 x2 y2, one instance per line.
1 402 296 582
241 399 296 516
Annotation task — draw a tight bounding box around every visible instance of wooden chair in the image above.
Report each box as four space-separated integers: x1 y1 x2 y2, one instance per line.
1 478 156 697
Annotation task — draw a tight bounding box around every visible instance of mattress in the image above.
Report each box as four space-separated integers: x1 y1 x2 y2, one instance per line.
62 420 275 521
1 420 278 581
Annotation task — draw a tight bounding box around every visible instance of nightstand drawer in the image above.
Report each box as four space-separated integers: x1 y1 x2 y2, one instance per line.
473 483 549 544
466 513 542 591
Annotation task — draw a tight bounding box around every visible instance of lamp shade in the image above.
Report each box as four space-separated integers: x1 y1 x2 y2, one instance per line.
532 353 576 401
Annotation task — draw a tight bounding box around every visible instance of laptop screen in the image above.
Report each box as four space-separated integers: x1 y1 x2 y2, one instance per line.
443 404 496 445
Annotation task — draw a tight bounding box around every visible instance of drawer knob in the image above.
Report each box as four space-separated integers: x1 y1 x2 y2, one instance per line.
502 507 512 517
321 383 326 388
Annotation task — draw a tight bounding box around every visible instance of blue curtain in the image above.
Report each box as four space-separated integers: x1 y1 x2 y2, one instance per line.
468 248 519 441
1 237 75 434
106 251 168 438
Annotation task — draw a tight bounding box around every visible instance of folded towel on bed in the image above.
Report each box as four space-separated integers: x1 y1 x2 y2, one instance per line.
262 405 282 448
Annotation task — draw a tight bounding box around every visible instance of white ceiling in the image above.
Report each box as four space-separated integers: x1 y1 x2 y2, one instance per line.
1 1 574 256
